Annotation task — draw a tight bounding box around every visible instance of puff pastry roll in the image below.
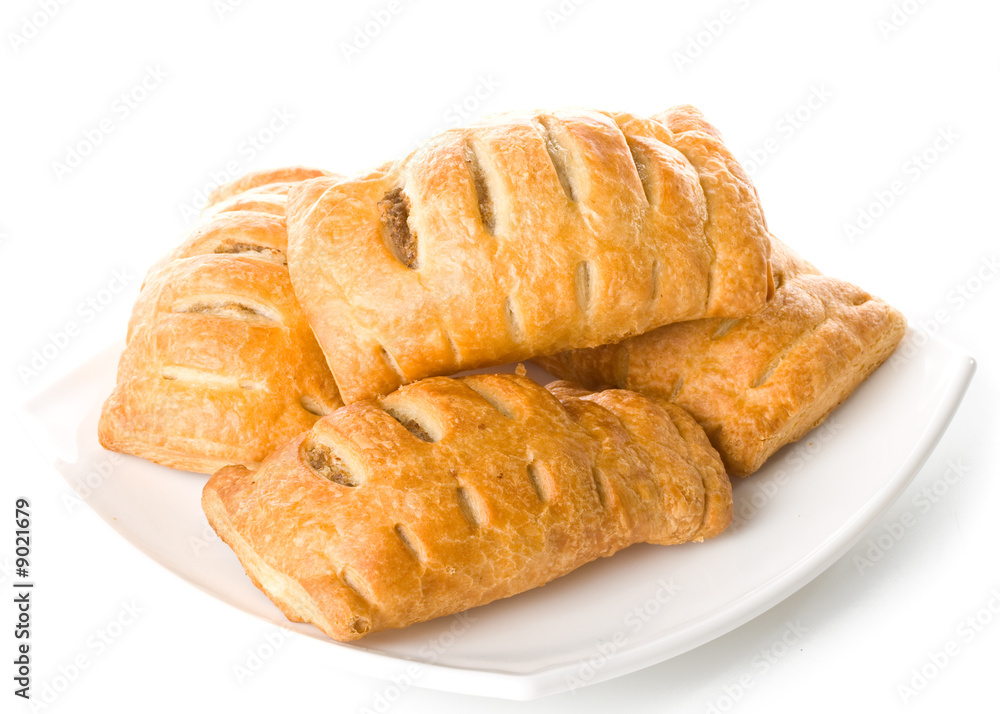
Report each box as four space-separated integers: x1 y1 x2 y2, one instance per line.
536 238 907 476
286 105 771 403
202 372 732 640
197 165 332 221
99 167 343 474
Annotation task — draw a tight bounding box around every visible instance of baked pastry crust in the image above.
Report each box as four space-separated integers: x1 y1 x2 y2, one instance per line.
202 373 731 641
204 165 331 208
99 167 343 473
535 238 907 476
286 106 771 403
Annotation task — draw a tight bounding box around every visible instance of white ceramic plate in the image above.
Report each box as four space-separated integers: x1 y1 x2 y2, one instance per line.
17 330 975 700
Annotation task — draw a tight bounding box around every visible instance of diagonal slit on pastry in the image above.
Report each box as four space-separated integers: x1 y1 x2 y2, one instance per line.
202 372 732 641
535 237 908 476
98 167 344 474
285 105 773 404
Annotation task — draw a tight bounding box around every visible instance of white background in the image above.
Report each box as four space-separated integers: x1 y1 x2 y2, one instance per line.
2 0 999 712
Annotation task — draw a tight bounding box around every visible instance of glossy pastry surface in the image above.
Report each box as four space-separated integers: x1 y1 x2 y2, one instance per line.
287 106 771 403
203 373 731 640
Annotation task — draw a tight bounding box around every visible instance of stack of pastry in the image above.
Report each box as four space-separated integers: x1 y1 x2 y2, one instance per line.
99 106 906 641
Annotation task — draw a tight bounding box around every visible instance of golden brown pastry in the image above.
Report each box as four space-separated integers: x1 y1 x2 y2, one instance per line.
99 167 343 474
536 238 907 476
286 105 772 403
204 165 331 208
202 372 732 641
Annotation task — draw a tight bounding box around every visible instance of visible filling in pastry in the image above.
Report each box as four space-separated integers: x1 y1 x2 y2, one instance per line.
378 187 418 269
463 144 496 235
537 116 577 201
214 242 286 265
299 440 358 487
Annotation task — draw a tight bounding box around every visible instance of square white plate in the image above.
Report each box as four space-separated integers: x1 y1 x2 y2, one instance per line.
16 329 975 700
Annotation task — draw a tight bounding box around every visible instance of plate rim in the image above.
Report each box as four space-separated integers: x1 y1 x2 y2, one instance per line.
15 330 977 700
